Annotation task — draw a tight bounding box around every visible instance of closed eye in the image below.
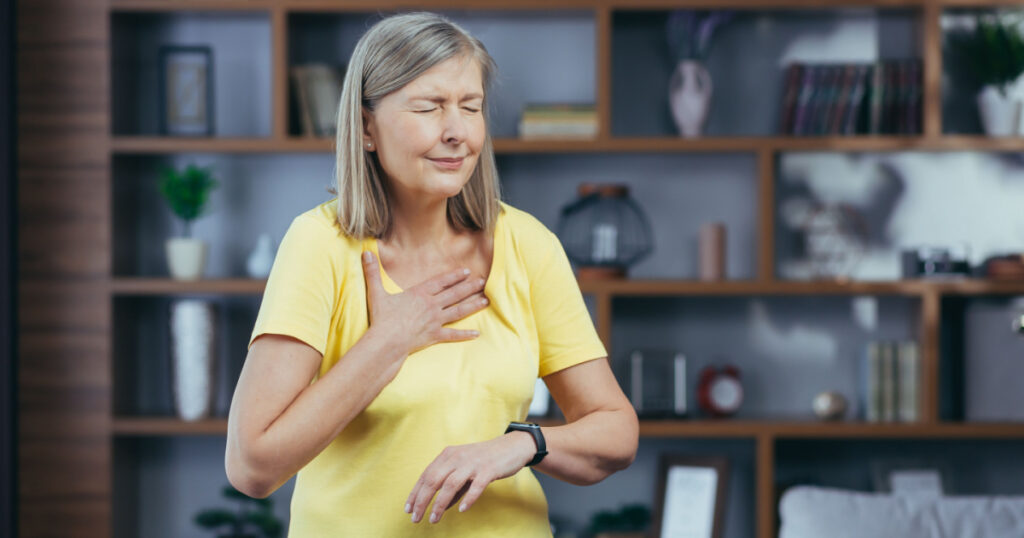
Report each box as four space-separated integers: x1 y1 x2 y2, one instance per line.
462 107 480 113
414 108 437 113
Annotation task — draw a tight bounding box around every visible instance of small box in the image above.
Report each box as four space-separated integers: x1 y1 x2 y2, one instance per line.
625 349 687 417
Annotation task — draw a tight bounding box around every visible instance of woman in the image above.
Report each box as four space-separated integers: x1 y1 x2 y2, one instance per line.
226 12 638 536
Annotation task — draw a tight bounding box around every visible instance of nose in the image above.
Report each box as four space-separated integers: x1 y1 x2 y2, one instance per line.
440 106 467 145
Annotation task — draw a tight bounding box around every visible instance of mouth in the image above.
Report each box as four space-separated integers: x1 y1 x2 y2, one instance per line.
427 157 465 170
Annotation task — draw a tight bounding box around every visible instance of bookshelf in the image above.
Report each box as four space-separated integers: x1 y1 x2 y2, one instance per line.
18 0 1024 537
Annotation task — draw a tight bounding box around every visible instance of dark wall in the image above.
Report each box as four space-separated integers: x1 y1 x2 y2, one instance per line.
2 0 17 534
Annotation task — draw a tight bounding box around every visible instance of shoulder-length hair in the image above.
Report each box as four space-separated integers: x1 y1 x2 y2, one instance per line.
333 12 502 239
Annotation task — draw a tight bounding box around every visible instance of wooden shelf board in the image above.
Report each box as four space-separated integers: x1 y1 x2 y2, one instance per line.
108 277 1024 296
109 0 951 13
110 278 266 295
111 417 1024 438
110 135 1024 155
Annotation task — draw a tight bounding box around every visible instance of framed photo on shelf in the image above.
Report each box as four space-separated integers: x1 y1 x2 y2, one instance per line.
871 457 953 497
158 45 214 136
651 454 729 538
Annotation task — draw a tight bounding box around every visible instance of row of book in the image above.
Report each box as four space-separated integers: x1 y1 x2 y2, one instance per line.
518 103 598 139
779 60 922 136
863 340 920 423
291 63 344 138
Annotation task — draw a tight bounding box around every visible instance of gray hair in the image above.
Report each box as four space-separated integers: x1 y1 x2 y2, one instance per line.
333 12 502 239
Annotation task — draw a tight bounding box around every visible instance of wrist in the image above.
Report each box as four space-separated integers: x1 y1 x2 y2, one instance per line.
505 430 536 467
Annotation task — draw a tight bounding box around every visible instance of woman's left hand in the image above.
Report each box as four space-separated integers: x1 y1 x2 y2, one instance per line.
405 432 536 524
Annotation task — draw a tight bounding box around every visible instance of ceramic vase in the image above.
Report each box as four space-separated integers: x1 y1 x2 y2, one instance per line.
668 60 713 138
165 237 207 280
169 299 217 422
246 233 275 278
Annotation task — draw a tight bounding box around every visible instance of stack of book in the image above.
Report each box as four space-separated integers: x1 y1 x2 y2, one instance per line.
291 63 345 138
778 60 922 136
518 104 598 140
863 340 920 423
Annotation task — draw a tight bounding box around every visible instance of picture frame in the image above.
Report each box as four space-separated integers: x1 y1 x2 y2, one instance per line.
870 457 953 497
158 45 214 136
651 454 729 538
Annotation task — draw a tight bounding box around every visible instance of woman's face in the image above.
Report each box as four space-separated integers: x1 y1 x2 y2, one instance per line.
364 55 486 204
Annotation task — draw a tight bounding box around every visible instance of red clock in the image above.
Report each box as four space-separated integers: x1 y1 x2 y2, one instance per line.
697 365 743 418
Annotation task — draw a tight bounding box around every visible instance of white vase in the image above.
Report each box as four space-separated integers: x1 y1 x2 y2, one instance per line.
246 233 275 278
165 237 207 280
169 299 217 422
669 60 713 138
977 83 1024 137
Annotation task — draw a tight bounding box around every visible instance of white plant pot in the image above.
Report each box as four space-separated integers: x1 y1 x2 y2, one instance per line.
668 60 714 138
977 84 1024 137
165 237 207 280
169 299 217 422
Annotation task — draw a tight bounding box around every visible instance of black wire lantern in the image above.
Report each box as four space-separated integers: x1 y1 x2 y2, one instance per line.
557 183 654 279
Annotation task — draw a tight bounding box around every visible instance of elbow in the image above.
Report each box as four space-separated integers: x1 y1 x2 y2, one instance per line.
225 438 277 499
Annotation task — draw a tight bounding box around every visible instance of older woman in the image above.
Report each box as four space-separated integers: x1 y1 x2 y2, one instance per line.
226 11 638 536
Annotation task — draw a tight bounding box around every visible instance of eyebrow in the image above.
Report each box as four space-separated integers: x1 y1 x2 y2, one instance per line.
408 93 484 103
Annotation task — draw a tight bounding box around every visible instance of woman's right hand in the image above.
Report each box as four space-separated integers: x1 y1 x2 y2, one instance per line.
362 250 488 357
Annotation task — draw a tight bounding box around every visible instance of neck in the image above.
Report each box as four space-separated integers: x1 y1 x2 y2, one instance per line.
385 193 455 250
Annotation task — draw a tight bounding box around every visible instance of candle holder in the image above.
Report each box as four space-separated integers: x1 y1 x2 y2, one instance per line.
557 183 653 280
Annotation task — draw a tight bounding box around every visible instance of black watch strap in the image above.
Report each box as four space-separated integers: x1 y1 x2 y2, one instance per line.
505 421 547 467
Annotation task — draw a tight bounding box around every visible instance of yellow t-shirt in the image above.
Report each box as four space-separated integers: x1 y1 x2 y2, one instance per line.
248 199 607 537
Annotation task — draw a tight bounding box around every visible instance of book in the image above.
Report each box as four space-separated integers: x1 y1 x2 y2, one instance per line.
897 341 920 423
880 341 897 422
864 341 882 423
290 66 316 137
303 64 344 137
779 64 804 134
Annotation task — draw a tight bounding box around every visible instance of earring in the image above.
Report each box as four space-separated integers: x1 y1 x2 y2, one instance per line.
366 142 373 149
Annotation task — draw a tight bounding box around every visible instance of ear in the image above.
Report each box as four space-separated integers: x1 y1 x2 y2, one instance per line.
361 108 376 152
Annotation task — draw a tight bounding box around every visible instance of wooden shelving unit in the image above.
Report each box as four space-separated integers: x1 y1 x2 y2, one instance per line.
91 2 1024 538
111 416 1024 439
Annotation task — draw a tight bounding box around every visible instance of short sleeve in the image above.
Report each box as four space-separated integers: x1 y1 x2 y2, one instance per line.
249 214 340 356
530 228 608 377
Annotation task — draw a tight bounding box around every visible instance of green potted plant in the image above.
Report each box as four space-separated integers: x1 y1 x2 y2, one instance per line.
947 12 1024 136
195 485 283 538
158 163 219 279
585 503 650 538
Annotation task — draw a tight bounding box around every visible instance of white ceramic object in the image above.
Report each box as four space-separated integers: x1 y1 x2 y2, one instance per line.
246 233 275 278
977 83 1024 137
165 237 207 280
169 299 217 422
668 60 713 138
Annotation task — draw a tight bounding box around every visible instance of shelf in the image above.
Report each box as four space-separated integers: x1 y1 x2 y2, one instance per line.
110 278 266 295
114 0 1017 14
109 135 1024 155
108 277 1024 296
112 416 1024 438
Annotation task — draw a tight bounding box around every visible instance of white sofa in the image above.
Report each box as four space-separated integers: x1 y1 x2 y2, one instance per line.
779 486 1024 538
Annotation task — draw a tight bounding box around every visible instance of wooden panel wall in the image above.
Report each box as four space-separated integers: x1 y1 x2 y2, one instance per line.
17 0 111 535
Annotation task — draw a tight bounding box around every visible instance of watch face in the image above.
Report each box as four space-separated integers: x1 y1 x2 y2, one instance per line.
710 377 743 411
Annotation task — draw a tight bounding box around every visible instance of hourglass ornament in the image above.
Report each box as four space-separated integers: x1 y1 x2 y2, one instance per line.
556 184 653 280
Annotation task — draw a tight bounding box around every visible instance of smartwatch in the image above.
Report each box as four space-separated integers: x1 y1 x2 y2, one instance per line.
505 421 548 467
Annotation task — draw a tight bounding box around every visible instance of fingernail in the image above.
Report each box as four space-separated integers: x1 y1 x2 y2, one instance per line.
471 330 480 336
462 268 470 275
481 298 489 306
478 278 486 286
459 503 467 512
363 251 371 262
411 512 418 523
404 503 411 514
430 513 439 524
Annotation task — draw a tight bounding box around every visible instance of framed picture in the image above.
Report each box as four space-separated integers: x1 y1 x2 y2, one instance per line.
158 45 214 136
871 457 953 497
651 454 729 538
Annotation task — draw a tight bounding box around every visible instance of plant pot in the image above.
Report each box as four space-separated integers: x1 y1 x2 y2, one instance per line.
668 59 713 138
170 299 217 422
166 237 208 280
976 83 1024 137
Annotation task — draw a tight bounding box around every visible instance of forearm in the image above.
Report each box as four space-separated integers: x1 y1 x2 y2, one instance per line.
235 328 405 496
532 406 638 486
